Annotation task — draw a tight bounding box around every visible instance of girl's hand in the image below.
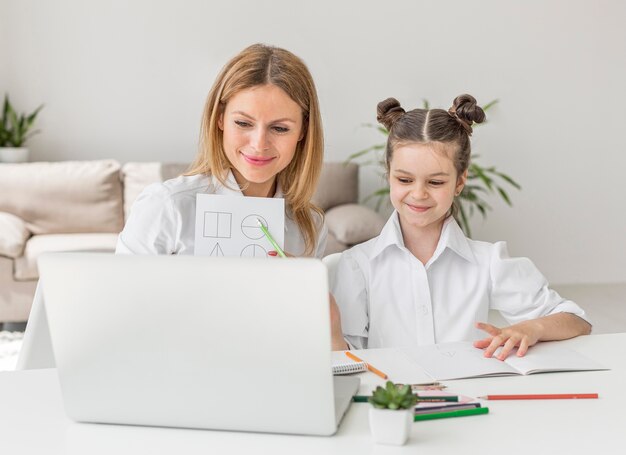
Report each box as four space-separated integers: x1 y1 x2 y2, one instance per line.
473 320 543 360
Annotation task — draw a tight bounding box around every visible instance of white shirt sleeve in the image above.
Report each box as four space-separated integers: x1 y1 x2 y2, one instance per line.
489 241 591 325
331 250 369 349
115 183 177 255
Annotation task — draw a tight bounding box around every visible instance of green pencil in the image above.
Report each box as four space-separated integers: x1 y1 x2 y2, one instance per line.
256 218 286 258
413 406 489 421
353 395 458 403
417 395 458 402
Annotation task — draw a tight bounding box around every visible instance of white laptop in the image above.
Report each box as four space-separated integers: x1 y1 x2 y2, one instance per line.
36 253 359 436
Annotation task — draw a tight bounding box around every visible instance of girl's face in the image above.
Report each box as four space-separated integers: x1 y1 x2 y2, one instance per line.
219 84 304 197
389 143 466 233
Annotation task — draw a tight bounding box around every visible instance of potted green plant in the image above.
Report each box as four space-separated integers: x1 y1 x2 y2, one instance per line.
348 99 520 237
368 381 418 445
0 94 44 163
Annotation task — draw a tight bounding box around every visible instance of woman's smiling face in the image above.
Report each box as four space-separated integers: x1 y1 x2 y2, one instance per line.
219 84 304 197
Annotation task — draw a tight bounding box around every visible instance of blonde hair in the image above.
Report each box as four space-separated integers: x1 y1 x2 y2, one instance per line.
187 44 324 256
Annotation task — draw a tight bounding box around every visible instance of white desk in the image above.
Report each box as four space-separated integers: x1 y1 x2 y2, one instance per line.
1 333 624 454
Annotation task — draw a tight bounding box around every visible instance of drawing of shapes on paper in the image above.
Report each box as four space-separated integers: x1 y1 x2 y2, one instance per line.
209 243 225 257
241 214 267 240
203 211 232 238
436 346 457 358
241 244 268 258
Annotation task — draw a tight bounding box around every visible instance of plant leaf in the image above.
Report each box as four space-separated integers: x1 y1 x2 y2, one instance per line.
481 99 499 111
496 187 512 205
493 171 521 190
346 144 385 162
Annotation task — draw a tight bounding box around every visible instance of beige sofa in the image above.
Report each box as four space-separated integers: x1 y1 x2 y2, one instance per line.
0 160 386 323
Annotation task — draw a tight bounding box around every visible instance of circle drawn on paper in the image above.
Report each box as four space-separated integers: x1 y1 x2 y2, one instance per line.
241 244 268 258
241 214 267 240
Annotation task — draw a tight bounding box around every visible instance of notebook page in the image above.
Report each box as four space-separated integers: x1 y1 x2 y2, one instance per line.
401 341 519 380
502 341 608 375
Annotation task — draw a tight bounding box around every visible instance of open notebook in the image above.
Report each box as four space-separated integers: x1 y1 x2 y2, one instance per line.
401 341 608 381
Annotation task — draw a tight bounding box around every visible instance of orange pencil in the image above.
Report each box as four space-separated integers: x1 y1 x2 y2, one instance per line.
345 351 388 380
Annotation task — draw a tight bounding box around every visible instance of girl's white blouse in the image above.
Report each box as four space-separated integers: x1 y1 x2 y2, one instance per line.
331 212 589 349
116 171 327 258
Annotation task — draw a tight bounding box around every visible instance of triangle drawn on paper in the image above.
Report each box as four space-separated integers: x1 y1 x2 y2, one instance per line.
210 243 225 257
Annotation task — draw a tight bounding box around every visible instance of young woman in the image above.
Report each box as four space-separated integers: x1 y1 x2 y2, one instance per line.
117 44 346 349
117 43 325 258
332 95 591 358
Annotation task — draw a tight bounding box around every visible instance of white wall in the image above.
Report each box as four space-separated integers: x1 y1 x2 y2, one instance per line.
1 0 625 285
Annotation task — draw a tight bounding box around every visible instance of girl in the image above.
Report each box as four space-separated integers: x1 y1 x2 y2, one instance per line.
331 95 591 359
116 44 346 348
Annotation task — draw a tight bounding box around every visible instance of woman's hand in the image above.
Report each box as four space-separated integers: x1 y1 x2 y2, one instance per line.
268 251 348 350
329 293 348 351
268 250 291 257
473 320 543 360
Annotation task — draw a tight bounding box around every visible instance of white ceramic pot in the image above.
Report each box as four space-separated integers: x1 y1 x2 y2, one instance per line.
369 407 413 445
0 147 29 163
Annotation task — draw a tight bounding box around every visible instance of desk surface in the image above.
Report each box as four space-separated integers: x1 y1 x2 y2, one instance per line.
1 333 624 454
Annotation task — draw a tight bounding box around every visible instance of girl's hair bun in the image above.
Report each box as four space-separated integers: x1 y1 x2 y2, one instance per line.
377 97 406 131
448 94 486 135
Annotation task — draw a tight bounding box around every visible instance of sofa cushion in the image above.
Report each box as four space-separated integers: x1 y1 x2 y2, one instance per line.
0 212 30 258
325 204 386 245
0 160 124 235
121 162 163 220
13 233 119 280
121 162 190 220
160 163 190 181
312 162 358 211
323 232 347 256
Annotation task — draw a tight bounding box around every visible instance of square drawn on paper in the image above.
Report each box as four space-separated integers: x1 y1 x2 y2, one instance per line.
203 211 232 238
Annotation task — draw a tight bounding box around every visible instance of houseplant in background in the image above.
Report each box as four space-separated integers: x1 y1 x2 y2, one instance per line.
368 381 418 445
0 94 44 163
348 99 520 237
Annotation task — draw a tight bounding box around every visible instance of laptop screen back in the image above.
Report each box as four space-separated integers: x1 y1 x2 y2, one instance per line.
38 253 337 435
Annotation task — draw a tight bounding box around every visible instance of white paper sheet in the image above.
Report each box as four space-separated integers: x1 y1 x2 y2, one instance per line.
194 194 285 258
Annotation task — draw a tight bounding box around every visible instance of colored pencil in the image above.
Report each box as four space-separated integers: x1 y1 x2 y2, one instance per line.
478 393 598 400
354 395 465 406
256 218 286 258
413 407 489 421
417 395 459 402
396 382 447 390
345 352 388 379
414 403 481 414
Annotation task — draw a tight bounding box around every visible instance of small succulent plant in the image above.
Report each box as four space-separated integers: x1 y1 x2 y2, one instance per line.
368 381 418 410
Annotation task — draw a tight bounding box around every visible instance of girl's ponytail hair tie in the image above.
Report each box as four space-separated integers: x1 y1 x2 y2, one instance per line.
448 106 474 136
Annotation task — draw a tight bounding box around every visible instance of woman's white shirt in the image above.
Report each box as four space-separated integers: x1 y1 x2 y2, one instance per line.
116 171 327 258
331 211 589 350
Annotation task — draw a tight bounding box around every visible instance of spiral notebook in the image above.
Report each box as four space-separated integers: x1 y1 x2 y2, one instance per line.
332 361 368 375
